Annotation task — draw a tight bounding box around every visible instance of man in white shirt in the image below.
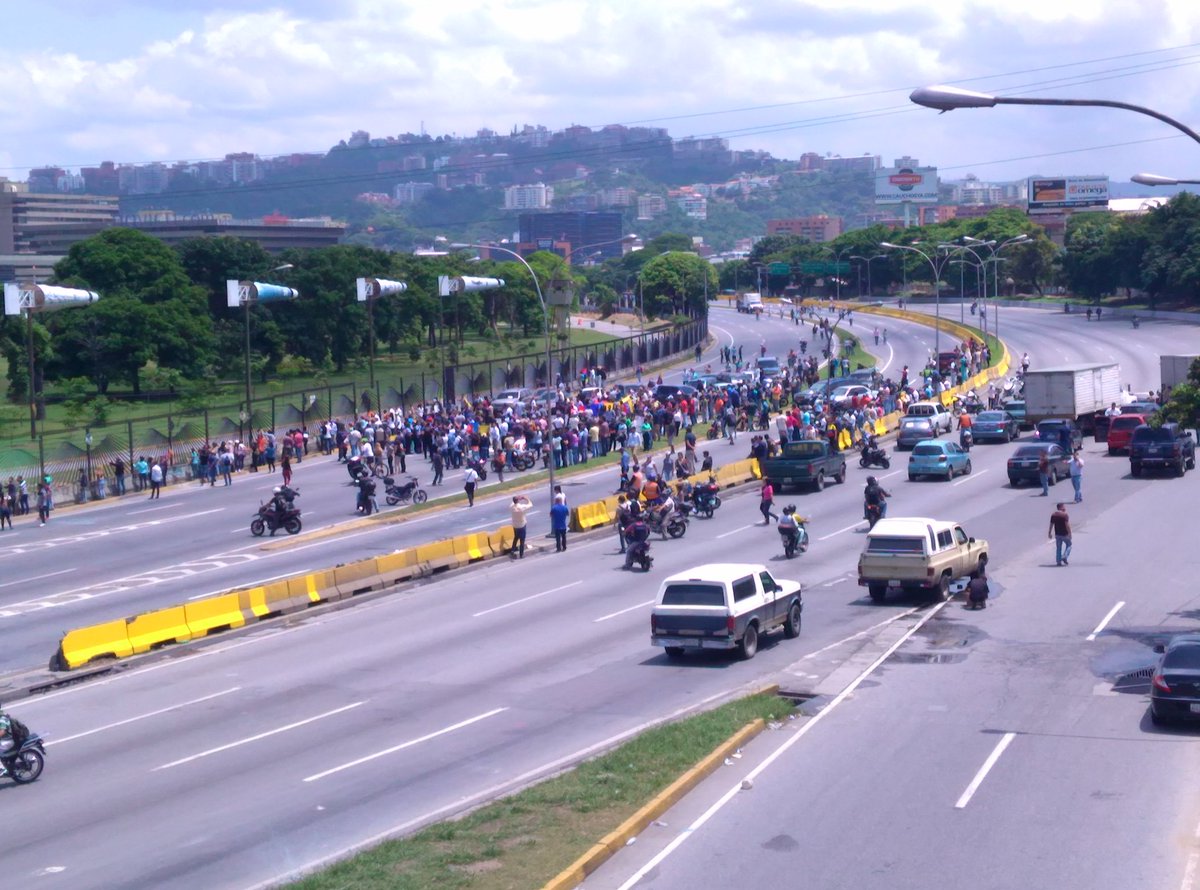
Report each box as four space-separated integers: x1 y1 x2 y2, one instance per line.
510 495 532 558
463 464 479 507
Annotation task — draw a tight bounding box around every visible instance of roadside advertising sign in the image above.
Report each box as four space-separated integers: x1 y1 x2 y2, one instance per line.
875 166 939 204
1027 175 1109 213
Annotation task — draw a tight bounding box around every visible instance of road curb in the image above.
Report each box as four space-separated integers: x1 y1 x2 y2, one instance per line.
542 713 770 890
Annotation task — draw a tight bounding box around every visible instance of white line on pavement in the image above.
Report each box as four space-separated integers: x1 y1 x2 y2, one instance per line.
302 707 509 783
128 503 184 514
716 523 755 539
47 687 242 746
154 701 365 771
594 599 655 623
800 608 921 660
0 568 73 589
818 521 861 541
1086 601 1126 641
472 581 583 618
955 732 1016 808
952 468 990 486
617 601 950 890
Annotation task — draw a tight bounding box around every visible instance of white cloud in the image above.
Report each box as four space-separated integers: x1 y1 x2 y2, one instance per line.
2 0 1200 184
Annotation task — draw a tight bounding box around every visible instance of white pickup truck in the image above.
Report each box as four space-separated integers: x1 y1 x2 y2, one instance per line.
857 517 989 604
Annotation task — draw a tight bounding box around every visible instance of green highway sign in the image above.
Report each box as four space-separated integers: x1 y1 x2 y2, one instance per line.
768 262 791 276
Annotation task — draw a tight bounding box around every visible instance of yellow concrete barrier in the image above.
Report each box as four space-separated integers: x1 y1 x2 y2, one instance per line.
258 579 303 616
301 569 341 604
126 606 192 654
238 585 272 620
453 533 491 562
184 593 246 637
574 500 612 531
57 619 134 669
489 525 515 556
414 538 464 573
333 559 384 598
375 550 421 586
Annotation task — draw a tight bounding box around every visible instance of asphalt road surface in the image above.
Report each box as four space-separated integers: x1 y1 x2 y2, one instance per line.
0 303 936 673
5 335 1198 888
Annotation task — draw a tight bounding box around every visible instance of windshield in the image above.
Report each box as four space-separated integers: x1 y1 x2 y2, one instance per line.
782 441 825 458
1132 427 1171 442
977 412 1007 422
1013 445 1048 458
912 444 944 456
866 536 925 554
660 583 726 607
1111 416 1144 430
908 406 933 416
1164 644 1200 669
902 418 931 428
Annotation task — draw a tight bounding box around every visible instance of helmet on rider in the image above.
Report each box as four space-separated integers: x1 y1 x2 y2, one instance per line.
866 476 877 487
273 487 282 495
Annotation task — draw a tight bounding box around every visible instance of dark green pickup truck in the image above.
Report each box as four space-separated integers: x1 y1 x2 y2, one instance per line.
761 439 848 492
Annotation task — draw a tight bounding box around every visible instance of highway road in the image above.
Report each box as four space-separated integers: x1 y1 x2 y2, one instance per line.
4 322 1198 889
0 304 936 674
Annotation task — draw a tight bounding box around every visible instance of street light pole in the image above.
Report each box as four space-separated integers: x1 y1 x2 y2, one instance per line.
850 255 887 300
965 234 1026 343
881 241 955 355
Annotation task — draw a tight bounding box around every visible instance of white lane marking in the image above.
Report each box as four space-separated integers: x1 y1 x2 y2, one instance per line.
616 601 950 890
46 687 242 746
0 568 74 589
0 507 227 559
1179 814 1200 890
716 523 755 539
880 470 901 480
128 503 184 514
799 608 921 659
878 340 896 373
154 701 365 771
954 732 1017 809
818 521 861 541
1086 601 1126 641
302 707 509 783
595 599 655 623
472 581 583 618
952 468 990 487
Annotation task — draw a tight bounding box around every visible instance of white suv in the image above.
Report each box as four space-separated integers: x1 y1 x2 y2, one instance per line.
650 563 803 660
906 401 952 435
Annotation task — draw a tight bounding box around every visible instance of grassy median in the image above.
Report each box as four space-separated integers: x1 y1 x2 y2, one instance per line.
289 692 791 890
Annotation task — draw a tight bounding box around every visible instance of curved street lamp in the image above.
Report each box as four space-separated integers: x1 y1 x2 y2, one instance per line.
938 241 989 323
910 86 1200 147
880 241 957 355
820 245 855 301
850 254 888 300
963 234 1028 340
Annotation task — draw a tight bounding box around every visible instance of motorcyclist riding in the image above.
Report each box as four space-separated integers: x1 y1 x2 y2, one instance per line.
778 504 802 555
864 475 891 521
623 514 652 570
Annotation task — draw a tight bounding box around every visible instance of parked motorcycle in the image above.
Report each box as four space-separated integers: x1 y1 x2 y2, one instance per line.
383 475 428 507
858 442 891 470
0 708 45 784
250 485 301 536
510 450 537 471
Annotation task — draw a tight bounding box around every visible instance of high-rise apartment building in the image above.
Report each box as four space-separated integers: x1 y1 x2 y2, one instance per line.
517 211 624 263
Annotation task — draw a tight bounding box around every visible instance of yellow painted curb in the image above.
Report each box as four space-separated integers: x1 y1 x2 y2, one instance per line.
542 717 767 890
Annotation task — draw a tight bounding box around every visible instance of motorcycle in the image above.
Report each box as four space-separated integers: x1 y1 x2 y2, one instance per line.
383 475 428 507
346 456 370 483
858 442 890 470
864 501 883 530
779 519 810 559
689 482 723 518
0 710 45 784
624 537 653 571
959 428 974 451
250 485 301 536
356 477 378 515
646 506 688 539
510 450 537 471
467 457 488 481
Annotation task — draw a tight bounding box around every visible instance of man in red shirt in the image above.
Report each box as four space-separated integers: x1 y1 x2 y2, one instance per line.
1048 503 1072 566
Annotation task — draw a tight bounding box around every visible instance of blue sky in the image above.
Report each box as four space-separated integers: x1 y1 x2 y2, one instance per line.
3 1 1199 188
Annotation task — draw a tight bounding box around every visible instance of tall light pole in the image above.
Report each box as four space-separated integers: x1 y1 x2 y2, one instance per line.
880 242 956 355
850 254 887 300
228 265 297 433
938 241 988 322
965 234 1027 342
821 245 854 301
910 86 1200 148
356 277 409 390
451 243 556 504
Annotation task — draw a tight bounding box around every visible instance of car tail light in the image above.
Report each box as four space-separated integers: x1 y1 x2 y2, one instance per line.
726 615 736 633
650 615 656 634
1153 674 1172 694
938 456 947 462
1007 459 1015 468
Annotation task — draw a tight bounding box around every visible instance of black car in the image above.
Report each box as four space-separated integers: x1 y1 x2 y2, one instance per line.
972 410 1020 443
1007 442 1070 487
1130 422 1197 477
1036 419 1083 452
1151 635 1200 725
654 384 699 403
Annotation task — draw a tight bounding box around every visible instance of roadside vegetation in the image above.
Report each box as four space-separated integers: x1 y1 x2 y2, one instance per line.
288 692 791 890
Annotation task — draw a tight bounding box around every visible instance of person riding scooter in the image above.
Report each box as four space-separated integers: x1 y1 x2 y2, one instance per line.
863 475 891 523
957 410 974 450
356 475 377 515
778 504 802 556
623 512 652 570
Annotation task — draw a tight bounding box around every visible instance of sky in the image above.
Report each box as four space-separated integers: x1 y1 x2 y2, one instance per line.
4 0 1200 188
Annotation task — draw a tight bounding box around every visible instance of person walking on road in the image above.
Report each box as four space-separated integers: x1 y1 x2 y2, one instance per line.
550 497 570 552
430 450 444 486
1037 449 1051 496
1069 450 1084 503
463 464 479 507
759 479 778 525
1049 502 1072 566
510 495 531 558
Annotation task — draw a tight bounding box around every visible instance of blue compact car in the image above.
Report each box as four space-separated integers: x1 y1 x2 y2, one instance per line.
908 440 972 481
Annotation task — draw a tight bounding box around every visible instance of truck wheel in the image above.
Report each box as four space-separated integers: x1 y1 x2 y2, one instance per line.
784 601 802 639
814 471 825 492
664 646 685 659
934 574 951 602
1176 459 1186 477
835 464 846 484
739 623 759 659
1131 462 1142 477
868 583 887 603
1189 455 1196 470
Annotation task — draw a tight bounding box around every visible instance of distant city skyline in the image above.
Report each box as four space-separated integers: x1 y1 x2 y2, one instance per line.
4 2 1200 188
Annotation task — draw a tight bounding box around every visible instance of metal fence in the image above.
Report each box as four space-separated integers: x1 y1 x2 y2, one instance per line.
3 318 708 503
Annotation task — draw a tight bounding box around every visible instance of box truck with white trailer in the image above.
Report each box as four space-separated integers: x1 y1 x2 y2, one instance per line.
1023 362 1121 434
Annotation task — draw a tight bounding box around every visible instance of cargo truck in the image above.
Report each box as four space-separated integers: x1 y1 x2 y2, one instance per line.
736 292 764 314
1022 362 1120 435
1161 355 1199 392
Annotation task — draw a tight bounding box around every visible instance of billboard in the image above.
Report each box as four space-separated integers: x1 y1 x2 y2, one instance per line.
875 166 939 204
1027 175 1109 213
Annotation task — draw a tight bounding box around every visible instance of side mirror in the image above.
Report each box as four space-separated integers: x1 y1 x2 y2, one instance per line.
1153 644 1166 654
968 537 975 544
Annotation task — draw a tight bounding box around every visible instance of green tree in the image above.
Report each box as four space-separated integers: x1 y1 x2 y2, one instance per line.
639 252 715 317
